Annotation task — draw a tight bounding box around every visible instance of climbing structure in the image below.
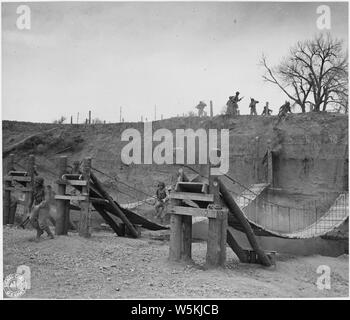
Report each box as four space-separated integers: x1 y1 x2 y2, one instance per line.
54 156 168 239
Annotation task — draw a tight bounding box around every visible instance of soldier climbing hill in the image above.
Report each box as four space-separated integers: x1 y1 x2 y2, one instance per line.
262 102 272 116
226 91 243 116
195 101 207 117
278 101 292 119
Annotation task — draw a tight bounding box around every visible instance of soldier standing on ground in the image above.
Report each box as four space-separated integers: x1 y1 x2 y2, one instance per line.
249 98 259 115
28 177 54 241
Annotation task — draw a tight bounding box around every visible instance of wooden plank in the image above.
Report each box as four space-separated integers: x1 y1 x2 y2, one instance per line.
181 215 192 261
79 158 91 238
24 155 35 224
4 176 32 182
90 171 139 238
55 195 87 201
169 206 222 218
176 182 209 194
206 210 227 267
226 227 248 263
56 179 87 186
169 213 182 261
169 192 214 202
218 178 272 267
3 154 14 224
4 187 32 192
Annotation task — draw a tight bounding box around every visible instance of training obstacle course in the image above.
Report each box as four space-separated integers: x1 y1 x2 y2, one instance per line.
169 169 228 267
54 156 168 239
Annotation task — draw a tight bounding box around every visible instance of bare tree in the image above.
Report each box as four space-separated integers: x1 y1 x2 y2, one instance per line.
261 33 348 113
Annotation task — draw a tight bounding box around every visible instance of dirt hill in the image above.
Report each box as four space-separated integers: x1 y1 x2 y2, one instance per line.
3 112 348 203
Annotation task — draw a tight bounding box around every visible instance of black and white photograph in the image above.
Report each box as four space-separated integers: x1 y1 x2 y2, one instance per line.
1 1 349 302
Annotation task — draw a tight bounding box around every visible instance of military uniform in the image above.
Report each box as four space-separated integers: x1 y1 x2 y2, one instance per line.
29 177 54 240
249 99 259 115
155 183 168 220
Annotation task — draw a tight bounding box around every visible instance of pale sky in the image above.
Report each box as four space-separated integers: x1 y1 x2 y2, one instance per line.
2 1 348 123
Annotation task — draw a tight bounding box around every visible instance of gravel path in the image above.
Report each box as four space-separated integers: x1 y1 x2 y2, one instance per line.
3 226 348 299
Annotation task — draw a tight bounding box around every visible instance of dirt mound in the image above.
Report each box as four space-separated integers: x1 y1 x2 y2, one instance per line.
2 113 348 235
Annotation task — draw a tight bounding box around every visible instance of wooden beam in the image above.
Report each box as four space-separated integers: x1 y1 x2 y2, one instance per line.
56 179 87 186
4 176 32 182
169 192 214 202
90 171 139 238
169 206 223 218
218 178 272 267
206 210 227 267
206 176 227 267
226 227 248 263
181 215 192 261
55 195 87 201
55 156 68 235
3 154 14 224
22 155 35 225
4 187 32 192
93 203 124 236
78 158 91 238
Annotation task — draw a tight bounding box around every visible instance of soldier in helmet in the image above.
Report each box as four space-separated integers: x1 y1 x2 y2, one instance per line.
249 98 259 115
28 176 54 241
155 182 169 221
226 91 243 116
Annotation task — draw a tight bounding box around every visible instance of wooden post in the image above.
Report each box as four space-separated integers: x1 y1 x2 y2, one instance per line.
79 157 91 238
206 210 227 267
181 215 192 261
169 213 183 261
210 100 213 118
169 169 192 261
4 154 15 224
55 156 67 235
70 116 73 124
88 110 91 124
206 176 227 267
22 155 35 224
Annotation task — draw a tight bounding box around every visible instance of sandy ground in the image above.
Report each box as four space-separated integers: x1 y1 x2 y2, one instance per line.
3 226 349 299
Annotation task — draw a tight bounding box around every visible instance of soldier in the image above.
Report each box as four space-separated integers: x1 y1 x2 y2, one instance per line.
278 101 292 118
262 102 272 116
195 101 207 117
249 98 259 115
226 91 243 116
28 176 54 241
155 182 169 221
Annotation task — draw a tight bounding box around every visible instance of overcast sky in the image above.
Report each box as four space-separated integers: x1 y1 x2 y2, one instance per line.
2 1 348 123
